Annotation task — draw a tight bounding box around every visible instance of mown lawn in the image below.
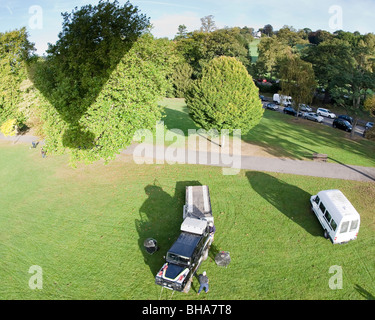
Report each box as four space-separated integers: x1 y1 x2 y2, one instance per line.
0 141 374 300
160 98 375 167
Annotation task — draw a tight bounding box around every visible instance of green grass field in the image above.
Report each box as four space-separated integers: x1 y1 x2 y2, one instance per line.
249 39 260 64
161 98 375 167
0 141 374 300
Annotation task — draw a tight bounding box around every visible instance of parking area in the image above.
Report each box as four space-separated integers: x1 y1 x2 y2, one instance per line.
261 98 367 138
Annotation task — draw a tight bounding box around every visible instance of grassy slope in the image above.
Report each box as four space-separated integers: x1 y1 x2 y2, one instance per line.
161 98 375 167
249 39 260 64
0 142 374 300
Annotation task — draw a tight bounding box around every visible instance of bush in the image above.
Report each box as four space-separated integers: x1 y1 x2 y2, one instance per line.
0 119 17 137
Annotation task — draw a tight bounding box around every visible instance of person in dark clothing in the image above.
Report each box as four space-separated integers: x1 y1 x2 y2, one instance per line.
197 271 209 295
208 222 216 242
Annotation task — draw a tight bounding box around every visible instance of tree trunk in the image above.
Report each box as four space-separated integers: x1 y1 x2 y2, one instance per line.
221 134 226 148
350 118 358 139
323 89 331 104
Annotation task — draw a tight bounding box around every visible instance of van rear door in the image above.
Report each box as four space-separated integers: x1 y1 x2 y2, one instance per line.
336 219 360 243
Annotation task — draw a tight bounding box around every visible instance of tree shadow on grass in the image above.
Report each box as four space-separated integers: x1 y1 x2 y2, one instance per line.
161 105 200 137
244 111 375 165
136 181 202 277
354 284 375 300
247 171 322 237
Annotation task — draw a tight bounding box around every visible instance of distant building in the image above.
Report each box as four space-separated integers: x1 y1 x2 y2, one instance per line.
253 31 262 39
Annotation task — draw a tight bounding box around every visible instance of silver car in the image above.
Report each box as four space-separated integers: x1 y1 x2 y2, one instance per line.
300 104 313 112
317 108 336 119
365 122 374 130
303 112 324 123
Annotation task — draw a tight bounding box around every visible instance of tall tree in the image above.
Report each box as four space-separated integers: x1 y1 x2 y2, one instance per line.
0 28 35 126
176 28 252 77
175 24 188 39
28 1 176 164
200 15 216 33
262 24 274 37
279 55 317 115
276 25 309 47
329 36 375 138
255 35 292 79
185 56 264 147
302 38 349 103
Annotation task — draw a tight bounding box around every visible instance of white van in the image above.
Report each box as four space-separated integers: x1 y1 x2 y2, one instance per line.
310 190 360 244
273 94 292 107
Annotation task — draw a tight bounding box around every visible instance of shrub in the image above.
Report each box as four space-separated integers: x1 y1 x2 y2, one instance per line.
0 119 17 137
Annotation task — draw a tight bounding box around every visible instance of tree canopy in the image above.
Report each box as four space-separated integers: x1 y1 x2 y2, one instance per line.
0 28 35 127
185 56 264 138
26 1 175 164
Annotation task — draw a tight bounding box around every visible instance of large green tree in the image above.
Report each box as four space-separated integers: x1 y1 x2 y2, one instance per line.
185 56 264 146
176 27 252 78
278 55 317 115
0 28 35 126
255 35 292 79
29 1 174 164
327 35 375 138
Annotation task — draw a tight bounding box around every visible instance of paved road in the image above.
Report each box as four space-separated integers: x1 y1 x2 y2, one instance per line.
0 132 45 145
123 143 375 183
1 133 374 182
262 100 366 137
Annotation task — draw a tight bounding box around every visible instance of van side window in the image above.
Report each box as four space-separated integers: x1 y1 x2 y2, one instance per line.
330 219 337 231
340 221 349 233
319 202 326 213
314 196 320 205
324 211 332 223
350 220 359 232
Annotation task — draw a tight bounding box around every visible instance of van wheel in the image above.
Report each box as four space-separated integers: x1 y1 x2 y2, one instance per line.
324 230 329 239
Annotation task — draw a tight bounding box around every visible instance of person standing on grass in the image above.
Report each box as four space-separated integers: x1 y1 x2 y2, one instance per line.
197 271 209 295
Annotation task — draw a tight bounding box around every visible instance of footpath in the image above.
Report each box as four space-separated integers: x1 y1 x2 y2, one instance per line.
1 133 375 182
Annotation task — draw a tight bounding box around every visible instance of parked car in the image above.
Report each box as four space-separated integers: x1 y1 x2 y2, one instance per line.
259 95 266 101
365 122 374 130
317 108 336 119
333 118 352 132
265 103 279 111
283 107 300 117
337 115 353 125
303 112 324 123
300 104 313 112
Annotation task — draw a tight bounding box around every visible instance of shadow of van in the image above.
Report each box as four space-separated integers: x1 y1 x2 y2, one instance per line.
247 171 322 238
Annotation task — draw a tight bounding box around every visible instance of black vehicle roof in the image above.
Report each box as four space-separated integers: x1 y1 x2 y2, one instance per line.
168 232 202 258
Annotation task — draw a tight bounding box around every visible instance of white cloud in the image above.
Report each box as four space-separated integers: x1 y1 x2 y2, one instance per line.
150 11 202 38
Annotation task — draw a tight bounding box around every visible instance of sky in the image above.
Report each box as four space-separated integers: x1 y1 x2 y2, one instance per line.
0 0 375 55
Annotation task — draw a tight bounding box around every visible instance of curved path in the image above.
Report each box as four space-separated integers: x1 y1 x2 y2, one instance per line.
1 133 374 182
